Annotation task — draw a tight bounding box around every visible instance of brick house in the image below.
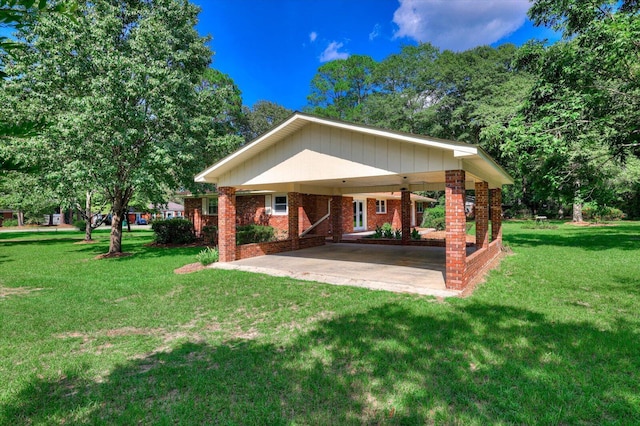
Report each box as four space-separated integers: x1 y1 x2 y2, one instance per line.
190 113 512 291
183 191 434 240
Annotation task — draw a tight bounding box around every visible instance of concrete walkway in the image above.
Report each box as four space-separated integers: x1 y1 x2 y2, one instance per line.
210 243 461 298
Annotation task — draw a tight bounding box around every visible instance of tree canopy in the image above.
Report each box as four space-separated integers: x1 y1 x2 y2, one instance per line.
2 0 234 252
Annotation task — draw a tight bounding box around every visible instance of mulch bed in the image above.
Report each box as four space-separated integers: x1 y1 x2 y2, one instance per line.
174 262 206 274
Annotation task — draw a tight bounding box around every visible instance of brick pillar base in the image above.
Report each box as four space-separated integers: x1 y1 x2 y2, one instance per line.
331 195 343 242
288 192 300 250
446 170 467 290
401 190 411 244
490 188 502 242
475 181 489 249
218 187 236 262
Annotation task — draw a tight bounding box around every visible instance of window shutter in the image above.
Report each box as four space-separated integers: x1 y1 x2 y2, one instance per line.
264 195 272 215
201 198 208 215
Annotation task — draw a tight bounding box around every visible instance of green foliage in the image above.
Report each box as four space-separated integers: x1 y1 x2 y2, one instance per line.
236 224 275 245
202 225 217 244
411 228 421 240
1 218 17 227
307 55 377 121
73 219 86 230
582 202 625 222
421 206 446 230
240 100 292 142
152 219 196 245
195 246 218 266
1 0 237 254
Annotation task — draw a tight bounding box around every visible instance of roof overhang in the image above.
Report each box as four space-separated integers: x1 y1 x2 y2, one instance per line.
195 113 513 192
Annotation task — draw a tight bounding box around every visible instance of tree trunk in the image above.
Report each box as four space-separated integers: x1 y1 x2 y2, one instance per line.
108 188 132 254
573 182 583 222
573 202 583 222
48 212 54 226
17 211 24 227
84 191 93 241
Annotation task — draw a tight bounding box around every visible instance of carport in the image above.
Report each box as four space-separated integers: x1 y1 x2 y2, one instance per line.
195 113 512 292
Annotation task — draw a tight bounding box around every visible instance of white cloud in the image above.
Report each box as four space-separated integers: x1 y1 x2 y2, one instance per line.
319 41 349 62
309 31 318 42
392 0 530 51
369 23 382 41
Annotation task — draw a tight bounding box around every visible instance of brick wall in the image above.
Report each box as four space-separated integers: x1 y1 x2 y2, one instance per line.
366 198 403 230
445 170 467 290
341 197 354 234
465 239 503 292
184 198 217 238
475 181 489 249
218 187 236 263
236 235 325 260
490 188 502 242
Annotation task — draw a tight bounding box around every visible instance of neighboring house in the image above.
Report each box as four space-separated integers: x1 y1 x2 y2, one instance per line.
150 202 185 220
188 112 512 291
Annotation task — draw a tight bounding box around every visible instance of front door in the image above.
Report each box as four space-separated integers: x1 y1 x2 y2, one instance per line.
353 199 366 231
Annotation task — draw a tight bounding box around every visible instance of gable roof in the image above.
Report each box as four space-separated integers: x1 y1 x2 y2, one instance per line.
195 113 512 193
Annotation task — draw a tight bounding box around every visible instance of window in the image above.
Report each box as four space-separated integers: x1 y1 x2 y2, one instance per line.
202 197 218 215
273 195 288 215
375 199 387 214
416 202 424 213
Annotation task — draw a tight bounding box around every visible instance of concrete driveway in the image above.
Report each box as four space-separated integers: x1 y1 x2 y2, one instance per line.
211 243 461 297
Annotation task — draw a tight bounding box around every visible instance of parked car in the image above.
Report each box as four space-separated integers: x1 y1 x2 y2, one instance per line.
136 218 148 225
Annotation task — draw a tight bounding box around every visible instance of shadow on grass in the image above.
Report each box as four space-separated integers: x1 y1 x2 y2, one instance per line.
3 302 638 424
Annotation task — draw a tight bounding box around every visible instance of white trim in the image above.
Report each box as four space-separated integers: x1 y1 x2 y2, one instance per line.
202 197 218 216
272 193 288 215
375 199 387 214
353 199 366 231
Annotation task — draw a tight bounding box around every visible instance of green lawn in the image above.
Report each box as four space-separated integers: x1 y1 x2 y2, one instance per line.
1 223 639 424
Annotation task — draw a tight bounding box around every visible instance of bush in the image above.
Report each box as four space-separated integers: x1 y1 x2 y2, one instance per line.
421 206 445 230
202 225 218 244
195 247 219 265
73 220 87 230
411 228 421 240
236 224 275 245
1 218 18 227
152 219 196 244
582 202 625 222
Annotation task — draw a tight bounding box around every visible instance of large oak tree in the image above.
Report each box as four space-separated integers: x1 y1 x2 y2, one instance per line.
3 0 228 253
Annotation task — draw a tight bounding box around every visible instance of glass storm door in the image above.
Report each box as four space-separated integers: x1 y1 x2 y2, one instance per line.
353 200 365 231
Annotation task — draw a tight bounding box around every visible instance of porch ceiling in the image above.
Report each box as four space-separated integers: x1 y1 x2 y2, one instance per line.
195 113 513 192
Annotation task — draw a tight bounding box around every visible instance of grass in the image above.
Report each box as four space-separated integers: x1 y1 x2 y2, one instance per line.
0 223 639 424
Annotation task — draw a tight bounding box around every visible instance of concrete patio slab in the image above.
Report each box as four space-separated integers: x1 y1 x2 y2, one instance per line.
209 243 461 298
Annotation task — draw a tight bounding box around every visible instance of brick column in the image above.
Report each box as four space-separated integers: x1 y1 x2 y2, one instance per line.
218 186 236 262
331 195 343 242
401 190 411 244
490 188 503 242
475 181 489 250
288 192 300 250
445 170 467 290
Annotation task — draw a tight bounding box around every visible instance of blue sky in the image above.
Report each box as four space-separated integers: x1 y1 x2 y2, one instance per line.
193 0 561 111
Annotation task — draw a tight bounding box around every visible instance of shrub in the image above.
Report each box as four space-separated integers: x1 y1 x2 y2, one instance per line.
411 228 421 240
195 247 219 265
73 220 87 230
152 219 196 244
236 224 275 245
202 225 218 244
421 206 445 230
1 218 18 227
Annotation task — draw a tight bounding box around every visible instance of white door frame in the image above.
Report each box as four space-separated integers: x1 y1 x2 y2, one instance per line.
353 199 366 231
